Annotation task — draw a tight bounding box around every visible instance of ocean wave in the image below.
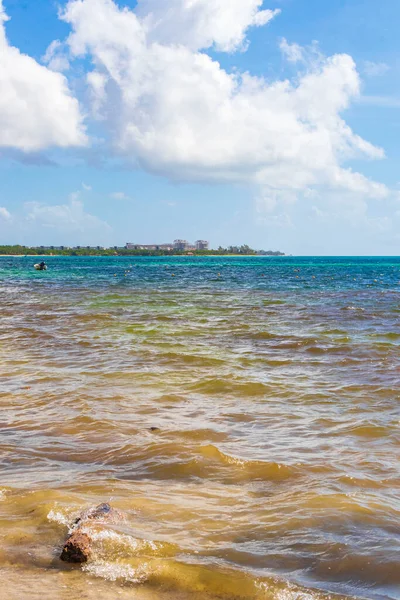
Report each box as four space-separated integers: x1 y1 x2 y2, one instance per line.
198 445 297 481
189 378 273 396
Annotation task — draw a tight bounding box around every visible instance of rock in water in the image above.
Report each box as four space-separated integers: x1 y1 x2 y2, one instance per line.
60 531 92 563
60 503 113 563
74 502 112 526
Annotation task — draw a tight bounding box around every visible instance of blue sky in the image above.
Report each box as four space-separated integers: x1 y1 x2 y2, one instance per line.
0 0 399 254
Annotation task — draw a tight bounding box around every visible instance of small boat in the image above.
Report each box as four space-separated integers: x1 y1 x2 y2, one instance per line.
34 262 47 271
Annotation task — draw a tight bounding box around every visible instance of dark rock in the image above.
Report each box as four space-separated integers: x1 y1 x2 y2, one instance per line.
61 503 113 563
60 530 92 563
149 427 160 432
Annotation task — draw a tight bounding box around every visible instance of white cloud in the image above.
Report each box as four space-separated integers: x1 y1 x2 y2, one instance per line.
0 0 86 151
60 0 388 206
110 191 131 200
135 0 280 52
0 206 11 220
309 192 393 234
256 189 297 214
280 38 305 63
24 194 111 244
42 40 70 72
82 182 92 191
363 61 390 77
0 0 392 217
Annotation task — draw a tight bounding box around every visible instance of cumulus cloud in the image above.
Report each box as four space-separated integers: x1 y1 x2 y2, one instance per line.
135 0 280 52
256 189 297 214
60 0 388 205
0 0 86 151
0 206 11 220
24 193 111 244
0 0 392 216
42 40 70 72
110 192 132 201
280 38 305 63
308 192 393 235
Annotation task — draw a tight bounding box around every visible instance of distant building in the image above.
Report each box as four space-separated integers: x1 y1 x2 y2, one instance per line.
126 244 158 250
195 240 209 250
39 245 65 250
72 246 104 250
126 243 174 251
125 240 207 251
173 239 191 250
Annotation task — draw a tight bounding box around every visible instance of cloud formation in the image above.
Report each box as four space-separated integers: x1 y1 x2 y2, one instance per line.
110 192 132 201
61 0 388 203
0 206 11 220
135 0 280 52
0 0 86 151
24 194 112 244
279 38 305 64
0 192 111 245
0 0 392 210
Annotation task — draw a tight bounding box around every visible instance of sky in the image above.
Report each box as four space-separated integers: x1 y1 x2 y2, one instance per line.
0 0 400 255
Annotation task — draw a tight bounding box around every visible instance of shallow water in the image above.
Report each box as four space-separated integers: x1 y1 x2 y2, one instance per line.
0 256 399 600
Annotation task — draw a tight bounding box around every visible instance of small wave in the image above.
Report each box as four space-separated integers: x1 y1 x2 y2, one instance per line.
84 556 341 600
173 428 229 443
255 580 323 600
159 352 225 367
199 445 296 481
47 504 123 532
83 528 175 558
262 299 287 305
83 559 150 583
250 331 277 340
370 332 400 341
190 378 272 396
47 508 75 528
346 423 393 438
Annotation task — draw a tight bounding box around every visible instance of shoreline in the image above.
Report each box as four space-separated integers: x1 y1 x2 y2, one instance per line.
0 254 285 258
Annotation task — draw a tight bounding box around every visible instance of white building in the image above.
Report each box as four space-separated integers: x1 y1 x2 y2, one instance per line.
173 239 191 250
195 240 209 250
126 243 174 251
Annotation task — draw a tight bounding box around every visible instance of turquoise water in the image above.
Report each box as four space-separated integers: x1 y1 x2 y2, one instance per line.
0 256 399 600
2 255 400 291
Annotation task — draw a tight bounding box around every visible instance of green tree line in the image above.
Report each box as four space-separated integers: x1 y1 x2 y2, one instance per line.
0 245 285 257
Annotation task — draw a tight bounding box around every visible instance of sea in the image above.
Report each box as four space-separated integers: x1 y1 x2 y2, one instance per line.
0 256 399 600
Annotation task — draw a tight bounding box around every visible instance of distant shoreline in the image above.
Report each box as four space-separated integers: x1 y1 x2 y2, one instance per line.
0 253 285 258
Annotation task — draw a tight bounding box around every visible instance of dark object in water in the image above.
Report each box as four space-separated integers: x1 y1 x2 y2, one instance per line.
74 502 112 526
149 427 160 432
60 530 92 563
34 261 47 271
60 503 113 564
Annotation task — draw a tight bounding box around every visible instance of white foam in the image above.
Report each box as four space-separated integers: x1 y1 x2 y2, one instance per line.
82 528 162 555
255 580 328 600
47 509 71 527
83 559 150 583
